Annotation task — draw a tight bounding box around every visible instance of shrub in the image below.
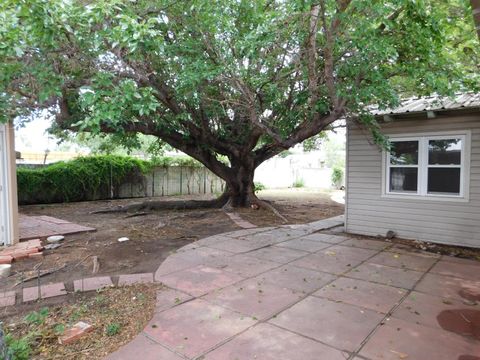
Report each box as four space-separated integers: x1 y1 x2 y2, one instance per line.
150 155 201 168
17 155 150 204
292 178 305 188
254 182 266 193
331 166 344 189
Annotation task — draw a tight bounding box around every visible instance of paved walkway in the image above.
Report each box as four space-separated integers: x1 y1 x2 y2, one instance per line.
107 215 480 360
19 214 95 241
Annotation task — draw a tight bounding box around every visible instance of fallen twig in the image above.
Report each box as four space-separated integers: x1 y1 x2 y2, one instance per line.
73 254 93 269
13 264 67 287
124 212 150 218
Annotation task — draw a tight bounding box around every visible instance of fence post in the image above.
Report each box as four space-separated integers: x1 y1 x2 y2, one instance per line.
180 167 182 195
153 170 156 197
203 167 207 194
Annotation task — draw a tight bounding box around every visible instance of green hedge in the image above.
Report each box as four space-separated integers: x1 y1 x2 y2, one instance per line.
17 155 150 204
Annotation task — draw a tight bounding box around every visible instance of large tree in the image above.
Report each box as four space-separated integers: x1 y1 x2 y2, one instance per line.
1 0 478 207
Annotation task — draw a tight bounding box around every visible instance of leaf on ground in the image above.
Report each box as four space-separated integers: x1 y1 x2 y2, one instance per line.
390 349 409 359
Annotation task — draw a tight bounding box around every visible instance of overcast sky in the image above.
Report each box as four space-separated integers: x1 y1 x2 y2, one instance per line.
15 115 345 154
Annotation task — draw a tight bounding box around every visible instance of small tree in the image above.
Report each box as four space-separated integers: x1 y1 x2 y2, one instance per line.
331 167 344 189
1 0 478 208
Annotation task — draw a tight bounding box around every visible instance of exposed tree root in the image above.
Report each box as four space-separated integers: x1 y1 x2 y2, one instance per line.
89 191 287 226
222 192 289 224
90 194 229 214
254 199 288 223
124 212 151 218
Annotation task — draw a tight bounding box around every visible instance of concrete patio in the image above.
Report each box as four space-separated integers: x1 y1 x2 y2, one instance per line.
107 215 480 360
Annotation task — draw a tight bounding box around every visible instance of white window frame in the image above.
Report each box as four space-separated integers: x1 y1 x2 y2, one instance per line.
382 130 471 202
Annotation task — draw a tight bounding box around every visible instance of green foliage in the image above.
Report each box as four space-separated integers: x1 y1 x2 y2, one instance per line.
17 155 150 204
0 0 478 190
254 182 266 193
105 323 121 336
3 334 31 360
331 167 344 189
24 307 49 326
321 133 346 169
53 324 65 335
150 156 202 168
57 132 169 159
293 178 305 188
278 150 293 158
302 133 328 152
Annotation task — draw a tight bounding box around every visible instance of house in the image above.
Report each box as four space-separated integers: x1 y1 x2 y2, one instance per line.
345 93 480 248
0 122 19 246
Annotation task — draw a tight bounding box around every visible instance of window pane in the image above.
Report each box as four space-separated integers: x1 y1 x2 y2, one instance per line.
428 139 462 165
390 168 418 192
390 141 419 165
428 168 461 194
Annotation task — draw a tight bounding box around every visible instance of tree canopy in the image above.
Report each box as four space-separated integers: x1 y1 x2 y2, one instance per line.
1 0 478 206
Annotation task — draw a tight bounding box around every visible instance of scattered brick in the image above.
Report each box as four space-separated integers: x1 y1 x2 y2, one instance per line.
0 255 13 264
0 239 44 263
28 252 44 259
12 248 39 260
58 321 94 344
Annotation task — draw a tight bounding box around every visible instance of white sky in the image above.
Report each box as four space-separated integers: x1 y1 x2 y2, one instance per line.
14 116 345 153
15 116 58 152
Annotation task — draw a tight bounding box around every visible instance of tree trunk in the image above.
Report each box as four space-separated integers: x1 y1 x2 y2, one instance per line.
224 158 258 208
92 156 263 214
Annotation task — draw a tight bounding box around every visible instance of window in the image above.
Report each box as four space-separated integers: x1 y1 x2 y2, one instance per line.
385 133 469 199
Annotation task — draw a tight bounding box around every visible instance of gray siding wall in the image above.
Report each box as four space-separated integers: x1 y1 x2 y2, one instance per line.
346 112 480 248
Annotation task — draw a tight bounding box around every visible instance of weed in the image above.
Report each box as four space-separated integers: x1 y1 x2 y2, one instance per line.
95 295 106 304
105 323 121 336
4 334 31 360
53 324 65 335
24 308 49 326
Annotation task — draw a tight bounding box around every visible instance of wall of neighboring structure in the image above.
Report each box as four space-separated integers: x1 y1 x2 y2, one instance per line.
345 111 480 248
0 122 19 245
254 154 333 189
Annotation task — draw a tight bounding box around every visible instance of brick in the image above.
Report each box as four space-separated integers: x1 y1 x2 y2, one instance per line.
74 277 113 292
58 321 94 344
0 291 15 307
0 255 13 264
28 252 43 259
118 273 154 286
12 248 39 260
12 252 31 260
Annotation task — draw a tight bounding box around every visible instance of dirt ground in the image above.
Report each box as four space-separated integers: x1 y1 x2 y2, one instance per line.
7 189 344 290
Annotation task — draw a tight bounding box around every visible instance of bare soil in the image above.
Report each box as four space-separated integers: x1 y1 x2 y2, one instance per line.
7 189 344 289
